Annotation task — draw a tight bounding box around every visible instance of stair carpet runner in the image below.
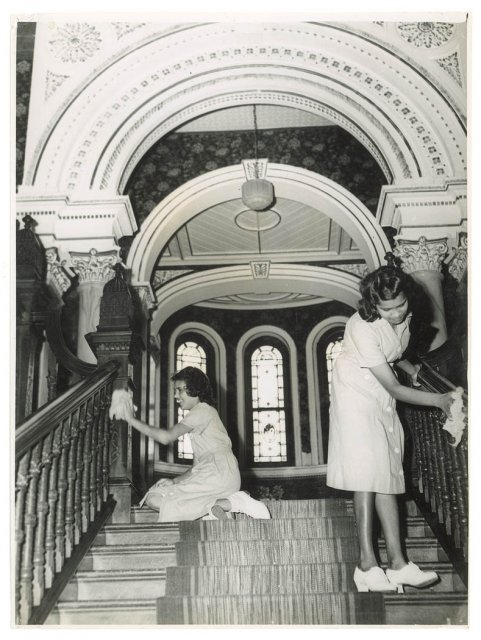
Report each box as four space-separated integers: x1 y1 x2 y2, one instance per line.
46 498 467 625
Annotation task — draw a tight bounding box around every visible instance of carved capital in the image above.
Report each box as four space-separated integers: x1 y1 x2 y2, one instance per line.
394 236 448 273
447 232 468 282
45 247 74 298
70 248 118 284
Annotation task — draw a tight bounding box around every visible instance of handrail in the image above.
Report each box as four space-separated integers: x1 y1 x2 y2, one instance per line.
417 360 468 400
16 361 119 457
15 360 120 625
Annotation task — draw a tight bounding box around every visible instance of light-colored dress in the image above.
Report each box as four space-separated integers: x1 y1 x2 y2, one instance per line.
141 402 241 522
326 312 411 494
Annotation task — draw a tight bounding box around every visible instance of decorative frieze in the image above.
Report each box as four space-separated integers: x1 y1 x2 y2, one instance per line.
394 235 448 273
330 263 369 279
152 269 194 289
70 248 118 284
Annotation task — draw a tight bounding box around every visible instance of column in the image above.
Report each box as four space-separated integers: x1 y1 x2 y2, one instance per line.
394 235 449 350
69 248 118 363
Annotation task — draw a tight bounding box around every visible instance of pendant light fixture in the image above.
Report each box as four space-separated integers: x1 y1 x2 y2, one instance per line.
241 104 275 211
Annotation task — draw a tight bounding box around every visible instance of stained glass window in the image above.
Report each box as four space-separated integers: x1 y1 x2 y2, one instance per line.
175 341 207 460
251 345 288 463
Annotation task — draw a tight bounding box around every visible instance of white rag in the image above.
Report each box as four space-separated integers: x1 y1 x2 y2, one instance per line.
442 387 467 447
109 389 136 423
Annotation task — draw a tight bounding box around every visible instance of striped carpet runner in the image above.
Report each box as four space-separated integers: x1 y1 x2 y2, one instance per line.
156 498 385 625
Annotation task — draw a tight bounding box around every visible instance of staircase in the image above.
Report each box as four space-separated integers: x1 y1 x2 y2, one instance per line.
46 498 467 625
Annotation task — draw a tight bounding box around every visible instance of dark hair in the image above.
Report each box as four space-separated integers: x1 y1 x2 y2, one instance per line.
358 264 417 322
171 366 215 405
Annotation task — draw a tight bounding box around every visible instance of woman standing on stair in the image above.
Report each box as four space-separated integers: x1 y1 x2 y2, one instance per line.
326 259 458 594
110 366 270 523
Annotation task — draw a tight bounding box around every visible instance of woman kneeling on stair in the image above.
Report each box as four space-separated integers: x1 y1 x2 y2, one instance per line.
109 366 270 523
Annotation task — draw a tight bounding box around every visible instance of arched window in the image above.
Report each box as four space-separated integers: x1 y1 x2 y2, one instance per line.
245 337 294 466
317 327 345 462
175 339 207 461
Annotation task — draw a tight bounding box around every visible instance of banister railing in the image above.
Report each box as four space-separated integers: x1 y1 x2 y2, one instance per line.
400 360 468 563
15 361 120 625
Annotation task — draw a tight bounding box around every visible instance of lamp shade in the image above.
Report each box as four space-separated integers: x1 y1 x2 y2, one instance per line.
241 178 275 211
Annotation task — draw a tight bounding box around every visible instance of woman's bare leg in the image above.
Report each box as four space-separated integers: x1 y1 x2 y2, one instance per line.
374 493 407 570
353 491 377 570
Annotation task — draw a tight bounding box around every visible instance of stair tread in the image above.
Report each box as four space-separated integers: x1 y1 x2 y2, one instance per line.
54 598 158 610
74 568 168 579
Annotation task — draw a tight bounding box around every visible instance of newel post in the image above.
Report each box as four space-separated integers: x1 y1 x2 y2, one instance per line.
86 263 145 523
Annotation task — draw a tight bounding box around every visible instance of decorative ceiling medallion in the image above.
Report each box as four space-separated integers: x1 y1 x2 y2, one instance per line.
49 23 102 63
436 52 463 86
235 209 281 232
397 22 455 48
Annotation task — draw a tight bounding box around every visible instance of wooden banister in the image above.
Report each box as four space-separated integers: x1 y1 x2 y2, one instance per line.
399 359 468 567
15 360 120 625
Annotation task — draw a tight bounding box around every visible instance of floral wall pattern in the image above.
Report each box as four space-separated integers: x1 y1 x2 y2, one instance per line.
16 23 36 186
126 126 386 225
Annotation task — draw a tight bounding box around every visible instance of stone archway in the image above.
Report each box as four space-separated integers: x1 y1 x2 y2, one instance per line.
23 21 466 195
129 163 392 289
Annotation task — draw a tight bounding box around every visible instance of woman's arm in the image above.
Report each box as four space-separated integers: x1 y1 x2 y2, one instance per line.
128 416 192 445
369 361 455 414
396 359 422 386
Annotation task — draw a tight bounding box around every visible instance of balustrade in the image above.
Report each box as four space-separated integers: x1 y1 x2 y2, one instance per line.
15 361 120 624
400 361 468 560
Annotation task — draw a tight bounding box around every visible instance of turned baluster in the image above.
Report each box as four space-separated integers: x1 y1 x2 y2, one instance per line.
19 443 42 624
65 409 80 556
89 392 100 520
32 433 53 606
15 452 30 624
96 388 108 507
444 430 464 549
102 387 113 502
74 403 87 538
44 425 62 588
81 398 94 530
430 408 450 525
426 408 443 519
417 409 430 503
54 418 70 572
406 408 423 493
438 414 455 536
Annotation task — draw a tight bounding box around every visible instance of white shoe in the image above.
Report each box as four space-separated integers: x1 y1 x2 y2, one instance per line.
210 504 232 520
227 491 271 519
386 562 438 593
353 566 398 593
